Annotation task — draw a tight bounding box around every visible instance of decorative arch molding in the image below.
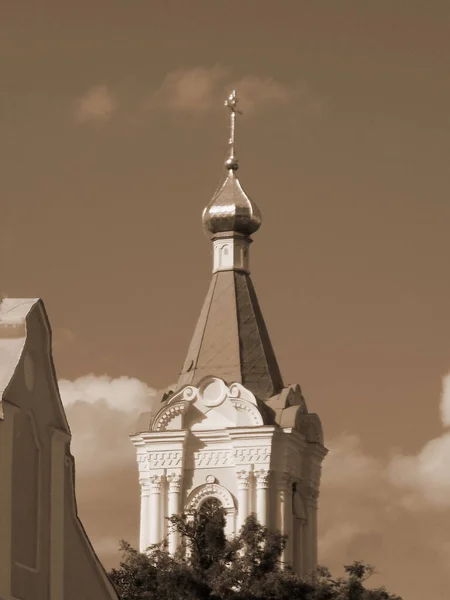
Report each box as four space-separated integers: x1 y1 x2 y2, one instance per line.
152 401 188 432
186 483 236 511
230 398 264 426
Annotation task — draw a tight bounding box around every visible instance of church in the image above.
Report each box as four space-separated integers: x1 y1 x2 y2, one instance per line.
131 91 327 579
0 299 118 600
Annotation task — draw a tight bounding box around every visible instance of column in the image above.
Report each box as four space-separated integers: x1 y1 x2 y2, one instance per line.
295 517 306 577
167 473 182 555
254 469 270 527
276 474 293 567
149 474 163 545
303 487 319 582
139 478 151 552
236 470 250 531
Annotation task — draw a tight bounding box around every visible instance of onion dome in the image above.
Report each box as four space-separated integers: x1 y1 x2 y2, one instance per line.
202 90 262 237
202 170 262 236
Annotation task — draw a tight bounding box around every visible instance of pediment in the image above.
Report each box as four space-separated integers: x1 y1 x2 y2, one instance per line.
151 378 265 432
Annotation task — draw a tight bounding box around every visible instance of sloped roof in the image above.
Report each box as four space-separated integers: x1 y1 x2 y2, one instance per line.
0 298 40 414
177 271 284 399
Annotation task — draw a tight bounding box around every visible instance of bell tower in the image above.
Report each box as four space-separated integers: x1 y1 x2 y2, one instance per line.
131 91 327 580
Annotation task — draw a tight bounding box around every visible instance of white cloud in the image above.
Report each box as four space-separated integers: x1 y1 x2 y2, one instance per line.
387 372 450 509
74 85 117 123
59 374 158 412
59 374 172 474
146 66 304 115
388 433 450 509
322 433 386 489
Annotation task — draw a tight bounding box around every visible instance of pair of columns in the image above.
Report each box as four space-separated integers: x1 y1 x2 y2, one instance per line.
236 468 271 530
236 470 294 534
140 472 182 554
236 470 310 574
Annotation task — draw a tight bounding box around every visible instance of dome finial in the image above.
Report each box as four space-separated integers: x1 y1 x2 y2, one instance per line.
224 90 242 171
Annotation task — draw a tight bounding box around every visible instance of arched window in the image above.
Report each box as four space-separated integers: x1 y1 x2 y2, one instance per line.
199 497 222 515
195 497 226 568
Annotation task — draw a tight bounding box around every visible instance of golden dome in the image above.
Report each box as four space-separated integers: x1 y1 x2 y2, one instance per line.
202 170 262 236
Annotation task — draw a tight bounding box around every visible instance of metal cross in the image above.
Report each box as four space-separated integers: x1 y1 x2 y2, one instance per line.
224 90 242 170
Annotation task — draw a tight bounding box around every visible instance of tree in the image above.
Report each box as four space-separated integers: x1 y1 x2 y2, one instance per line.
311 563 403 600
108 504 402 600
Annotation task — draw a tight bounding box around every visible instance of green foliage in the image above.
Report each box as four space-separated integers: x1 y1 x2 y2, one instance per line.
108 504 402 600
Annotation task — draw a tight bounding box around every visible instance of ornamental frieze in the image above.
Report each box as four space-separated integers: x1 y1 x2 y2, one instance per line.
193 450 233 468
234 446 271 465
137 451 183 469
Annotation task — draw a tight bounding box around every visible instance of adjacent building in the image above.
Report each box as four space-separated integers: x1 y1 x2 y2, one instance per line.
0 298 118 600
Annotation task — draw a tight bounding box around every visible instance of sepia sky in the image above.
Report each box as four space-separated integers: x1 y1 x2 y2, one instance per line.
2 1 450 598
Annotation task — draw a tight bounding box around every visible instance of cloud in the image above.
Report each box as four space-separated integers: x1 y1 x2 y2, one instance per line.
319 431 450 598
146 66 307 115
147 65 230 112
321 433 386 490
74 85 117 123
59 374 157 412
388 433 450 509
319 433 394 566
228 75 307 115
63 373 450 597
387 372 450 509
59 374 172 474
